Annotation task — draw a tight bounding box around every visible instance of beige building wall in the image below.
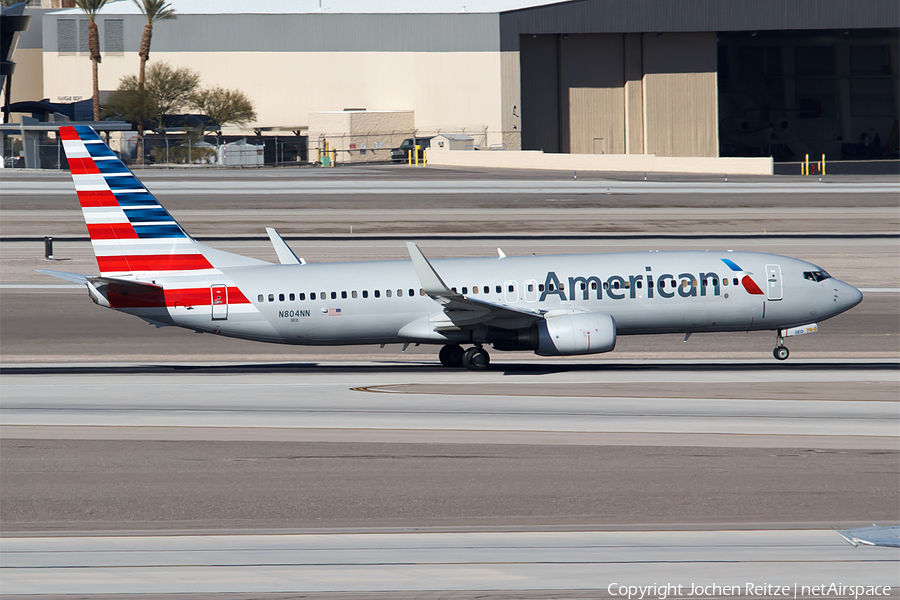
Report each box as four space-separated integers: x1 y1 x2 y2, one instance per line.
9 48 44 104
642 32 719 157
41 51 506 144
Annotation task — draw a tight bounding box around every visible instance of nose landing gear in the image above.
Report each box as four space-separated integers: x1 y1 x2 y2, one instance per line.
438 344 491 370
773 331 789 361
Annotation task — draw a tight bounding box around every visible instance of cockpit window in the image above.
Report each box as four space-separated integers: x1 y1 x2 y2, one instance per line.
803 270 831 282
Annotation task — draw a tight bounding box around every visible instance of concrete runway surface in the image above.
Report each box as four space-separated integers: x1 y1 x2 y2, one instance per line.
1 530 898 596
1 167 898 597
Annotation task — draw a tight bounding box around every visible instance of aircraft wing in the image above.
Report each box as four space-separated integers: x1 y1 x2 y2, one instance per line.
836 525 900 548
406 242 544 329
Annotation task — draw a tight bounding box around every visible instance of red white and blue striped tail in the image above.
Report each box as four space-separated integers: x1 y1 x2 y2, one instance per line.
60 125 261 279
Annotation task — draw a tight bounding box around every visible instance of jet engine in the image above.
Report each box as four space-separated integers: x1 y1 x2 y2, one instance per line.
536 312 616 356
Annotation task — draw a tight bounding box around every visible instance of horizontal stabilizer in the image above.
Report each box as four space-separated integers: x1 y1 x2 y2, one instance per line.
266 228 305 265
87 276 163 292
83 276 165 310
837 525 900 548
36 269 90 285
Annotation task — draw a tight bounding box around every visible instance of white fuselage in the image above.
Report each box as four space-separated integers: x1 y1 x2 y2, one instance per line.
117 250 862 349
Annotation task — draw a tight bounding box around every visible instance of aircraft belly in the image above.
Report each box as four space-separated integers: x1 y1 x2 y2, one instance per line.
288 310 415 344
598 295 759 334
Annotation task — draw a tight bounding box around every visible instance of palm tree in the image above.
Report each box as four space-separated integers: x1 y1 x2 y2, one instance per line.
75 0 108 121
132 0 176 163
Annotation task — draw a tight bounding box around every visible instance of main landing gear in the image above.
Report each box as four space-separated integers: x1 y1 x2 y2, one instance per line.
439 344 490 370
773 331 789 361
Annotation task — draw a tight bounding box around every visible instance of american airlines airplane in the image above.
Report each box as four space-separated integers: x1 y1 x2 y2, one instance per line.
40 125 863 369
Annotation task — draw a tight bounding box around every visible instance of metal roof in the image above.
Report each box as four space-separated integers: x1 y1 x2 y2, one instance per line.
50 0 571 15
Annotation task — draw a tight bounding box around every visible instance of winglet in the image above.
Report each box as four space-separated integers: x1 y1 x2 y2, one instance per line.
406 242 452 295
266 228 305 265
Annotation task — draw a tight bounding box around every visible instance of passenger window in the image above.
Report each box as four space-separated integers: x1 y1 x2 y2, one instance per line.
279 293 285 301
352 291 358 298
311 292 317 299
603 282 609 290
341 291 347 299
636 281 642 289
539 284 545 292
613 282 619 289
580 282 586 290
496 285 502 293
375 290 381 298
299 293 306 300
461 287 468 294
591 282 598 290
722 279 729 286
363 290 368 298
386 289 392 298
527 284 534 292
409 289 415 297
733 278 739 285
321 292 326 299
331 291 337 300
258 294 264 302
559 283 564 291
484 285 489 293
397 289 403 297
452 287 457 293
508 284 514 292
548 284 555 291
713 278 718 285
473 286 479 294
420 289 425 296
289 293 295 301
268 294 274 302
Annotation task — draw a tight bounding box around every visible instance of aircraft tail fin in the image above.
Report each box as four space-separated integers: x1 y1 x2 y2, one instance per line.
59 125 265 279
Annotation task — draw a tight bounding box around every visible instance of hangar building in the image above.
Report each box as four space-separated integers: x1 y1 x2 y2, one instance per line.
7 0 900 160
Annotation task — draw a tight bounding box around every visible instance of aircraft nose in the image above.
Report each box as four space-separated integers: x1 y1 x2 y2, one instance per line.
835 281 863 311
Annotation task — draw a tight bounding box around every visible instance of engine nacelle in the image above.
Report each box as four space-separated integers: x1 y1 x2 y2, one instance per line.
536 312 616 356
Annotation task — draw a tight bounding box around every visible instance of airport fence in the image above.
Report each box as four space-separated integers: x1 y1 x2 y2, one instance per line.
311 129 520 165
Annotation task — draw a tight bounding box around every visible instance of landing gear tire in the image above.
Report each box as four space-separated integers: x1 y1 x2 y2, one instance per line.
439 344 465 368
462 346 490 371
773 346 789 361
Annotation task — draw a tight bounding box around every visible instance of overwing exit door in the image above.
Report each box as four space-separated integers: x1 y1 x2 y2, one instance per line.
211 284 228 320
765 264 783 300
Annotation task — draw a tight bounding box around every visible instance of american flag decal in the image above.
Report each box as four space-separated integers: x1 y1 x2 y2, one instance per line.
328 308 342 316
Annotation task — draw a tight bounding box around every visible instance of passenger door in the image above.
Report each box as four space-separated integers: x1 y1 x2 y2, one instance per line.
211 284 228 320
765 264 783 301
